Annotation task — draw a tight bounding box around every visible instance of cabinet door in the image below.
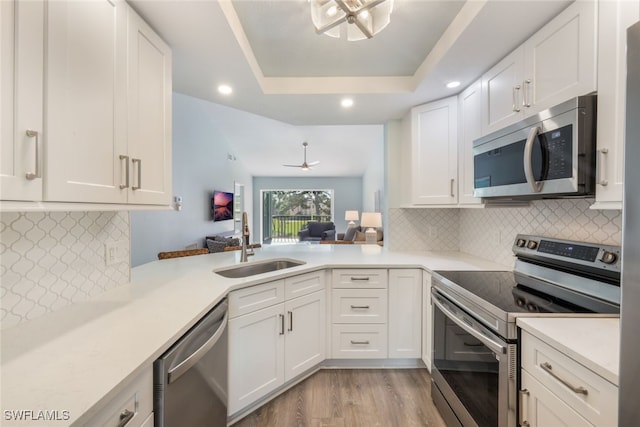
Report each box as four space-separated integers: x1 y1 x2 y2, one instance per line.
593 0 639 209
388 269 422 358
411 96 458 205
422 272 432 372
284 290 325 382
520 370 592 427
458 80 483 206
126 7 172 205
45 0 128 203
228 304 285 415
0 0 43 201
481 47 525 135
523 0 597 114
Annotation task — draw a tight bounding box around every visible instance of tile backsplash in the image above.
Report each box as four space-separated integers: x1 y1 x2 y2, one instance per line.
388 199 622 268
0 211 130 329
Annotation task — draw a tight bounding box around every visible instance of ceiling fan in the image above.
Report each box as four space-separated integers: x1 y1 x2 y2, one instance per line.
283 142 320 171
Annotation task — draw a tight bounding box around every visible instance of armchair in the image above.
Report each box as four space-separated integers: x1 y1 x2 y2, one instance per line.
298 221 336 242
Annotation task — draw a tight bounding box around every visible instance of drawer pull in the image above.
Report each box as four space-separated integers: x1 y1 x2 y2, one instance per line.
117 409 135 427
350 340 370 345
350 277 370 281
519 389 530 427
540 362 588 396
350 305 370 309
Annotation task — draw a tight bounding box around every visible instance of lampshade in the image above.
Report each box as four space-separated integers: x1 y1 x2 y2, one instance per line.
360 212 382 229
310 0 394 42
345 210 359 221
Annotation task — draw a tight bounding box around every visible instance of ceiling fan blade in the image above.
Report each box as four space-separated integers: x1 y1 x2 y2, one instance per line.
282 164 302 167
307 161 320 166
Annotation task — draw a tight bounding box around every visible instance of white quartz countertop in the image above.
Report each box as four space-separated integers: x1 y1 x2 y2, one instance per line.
517 317 620 385
1 245 506 426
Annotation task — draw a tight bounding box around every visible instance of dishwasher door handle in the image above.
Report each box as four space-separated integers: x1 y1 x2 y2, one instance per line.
167 309 228 384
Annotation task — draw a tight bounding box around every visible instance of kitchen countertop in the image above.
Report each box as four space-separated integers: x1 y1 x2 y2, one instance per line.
0 245 506 426
517 317 620 385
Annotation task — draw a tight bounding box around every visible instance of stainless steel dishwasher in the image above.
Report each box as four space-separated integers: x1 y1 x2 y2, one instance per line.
153 298 228 427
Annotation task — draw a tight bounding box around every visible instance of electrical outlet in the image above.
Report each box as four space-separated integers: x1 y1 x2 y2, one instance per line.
105 240 128 266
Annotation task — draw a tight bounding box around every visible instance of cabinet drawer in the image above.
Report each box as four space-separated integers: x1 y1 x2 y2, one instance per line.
332 269 388 289
229 280 285 318
285 271 325 300
331 324 388 359
331 289 387 324
86 368 153 427
521 331 617 426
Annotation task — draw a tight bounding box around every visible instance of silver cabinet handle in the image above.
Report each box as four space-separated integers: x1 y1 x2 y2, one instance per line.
450 178 455 197
519 389 530 427
119 155 129 189
350 277 370 281
350 340 370 345
279 313 285 335
523 126 543 193
131 158 141 190
540 362 588 395
25 130 40 180
522 79 532 108
117 409 135 427
350 305 370 309
597 148 609 186
512 85 521 112
287 311 293 332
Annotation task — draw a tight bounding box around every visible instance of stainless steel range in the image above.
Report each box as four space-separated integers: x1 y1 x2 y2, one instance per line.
430 234 621 427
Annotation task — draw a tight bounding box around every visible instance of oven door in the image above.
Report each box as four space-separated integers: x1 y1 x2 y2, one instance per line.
431 289 516 427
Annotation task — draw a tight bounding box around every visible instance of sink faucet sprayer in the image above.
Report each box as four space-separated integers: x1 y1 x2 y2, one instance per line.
241 211 254 262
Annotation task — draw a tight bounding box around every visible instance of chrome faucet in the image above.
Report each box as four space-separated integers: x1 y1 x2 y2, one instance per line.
240 212 254 262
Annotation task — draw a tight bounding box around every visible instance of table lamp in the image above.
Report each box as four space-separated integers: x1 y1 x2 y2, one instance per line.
360 212 382 244
345 210 359 226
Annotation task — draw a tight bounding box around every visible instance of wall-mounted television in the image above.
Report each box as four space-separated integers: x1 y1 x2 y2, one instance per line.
212 190 234 222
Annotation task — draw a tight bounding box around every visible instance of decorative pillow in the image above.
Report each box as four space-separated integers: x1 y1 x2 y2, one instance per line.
354 230 367 241
343 226 359 241
212 235 240 247
206 239 227 253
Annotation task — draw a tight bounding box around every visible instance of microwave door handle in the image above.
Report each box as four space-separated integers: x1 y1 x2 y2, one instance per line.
524 126 543 192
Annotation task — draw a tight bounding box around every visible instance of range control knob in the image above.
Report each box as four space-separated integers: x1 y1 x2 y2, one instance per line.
516 239 527 248
526 240 538 250
601 251 618 264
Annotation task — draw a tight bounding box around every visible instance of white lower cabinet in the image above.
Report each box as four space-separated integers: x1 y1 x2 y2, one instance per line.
519 330 618 427
228 273 326 416
86 367 153 427
388 269 422 358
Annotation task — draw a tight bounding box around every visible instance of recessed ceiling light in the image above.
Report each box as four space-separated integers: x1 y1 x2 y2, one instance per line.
446 81 461 89
327 5 338 17
341 98 354 108
218 84 233 95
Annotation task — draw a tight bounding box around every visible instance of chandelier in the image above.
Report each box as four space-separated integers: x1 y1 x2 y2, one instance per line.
310 0 394 41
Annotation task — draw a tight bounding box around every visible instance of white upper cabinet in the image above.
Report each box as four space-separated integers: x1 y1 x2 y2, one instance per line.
45 0 128 203
457 80 483 206
592 0 639 209
0 0 44 201
481 0 597 135
126 8 172 205
411 96 458 205
1 0 172 208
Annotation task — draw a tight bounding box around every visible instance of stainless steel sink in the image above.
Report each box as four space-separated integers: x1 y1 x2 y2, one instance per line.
214 258 306 278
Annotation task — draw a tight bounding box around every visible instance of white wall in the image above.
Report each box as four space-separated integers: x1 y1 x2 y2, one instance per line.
362 124 384 213
131 93 253 266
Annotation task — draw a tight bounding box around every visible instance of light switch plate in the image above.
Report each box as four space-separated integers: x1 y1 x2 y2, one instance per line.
105 240 128 266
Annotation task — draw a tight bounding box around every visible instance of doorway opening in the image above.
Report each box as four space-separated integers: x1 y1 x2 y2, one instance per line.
261 190 334 244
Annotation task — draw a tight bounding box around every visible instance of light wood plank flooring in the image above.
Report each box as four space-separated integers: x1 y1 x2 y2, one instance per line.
232 369 447 427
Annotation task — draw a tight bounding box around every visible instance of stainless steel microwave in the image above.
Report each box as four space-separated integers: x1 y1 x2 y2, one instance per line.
473 95 597 199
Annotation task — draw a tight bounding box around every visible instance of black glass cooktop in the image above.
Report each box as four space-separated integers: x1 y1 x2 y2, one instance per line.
433 270 595 314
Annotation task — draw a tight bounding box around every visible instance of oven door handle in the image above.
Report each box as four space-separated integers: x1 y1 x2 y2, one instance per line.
432 296 506 356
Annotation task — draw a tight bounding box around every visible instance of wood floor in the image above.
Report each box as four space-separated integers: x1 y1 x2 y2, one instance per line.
231 369 447 427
